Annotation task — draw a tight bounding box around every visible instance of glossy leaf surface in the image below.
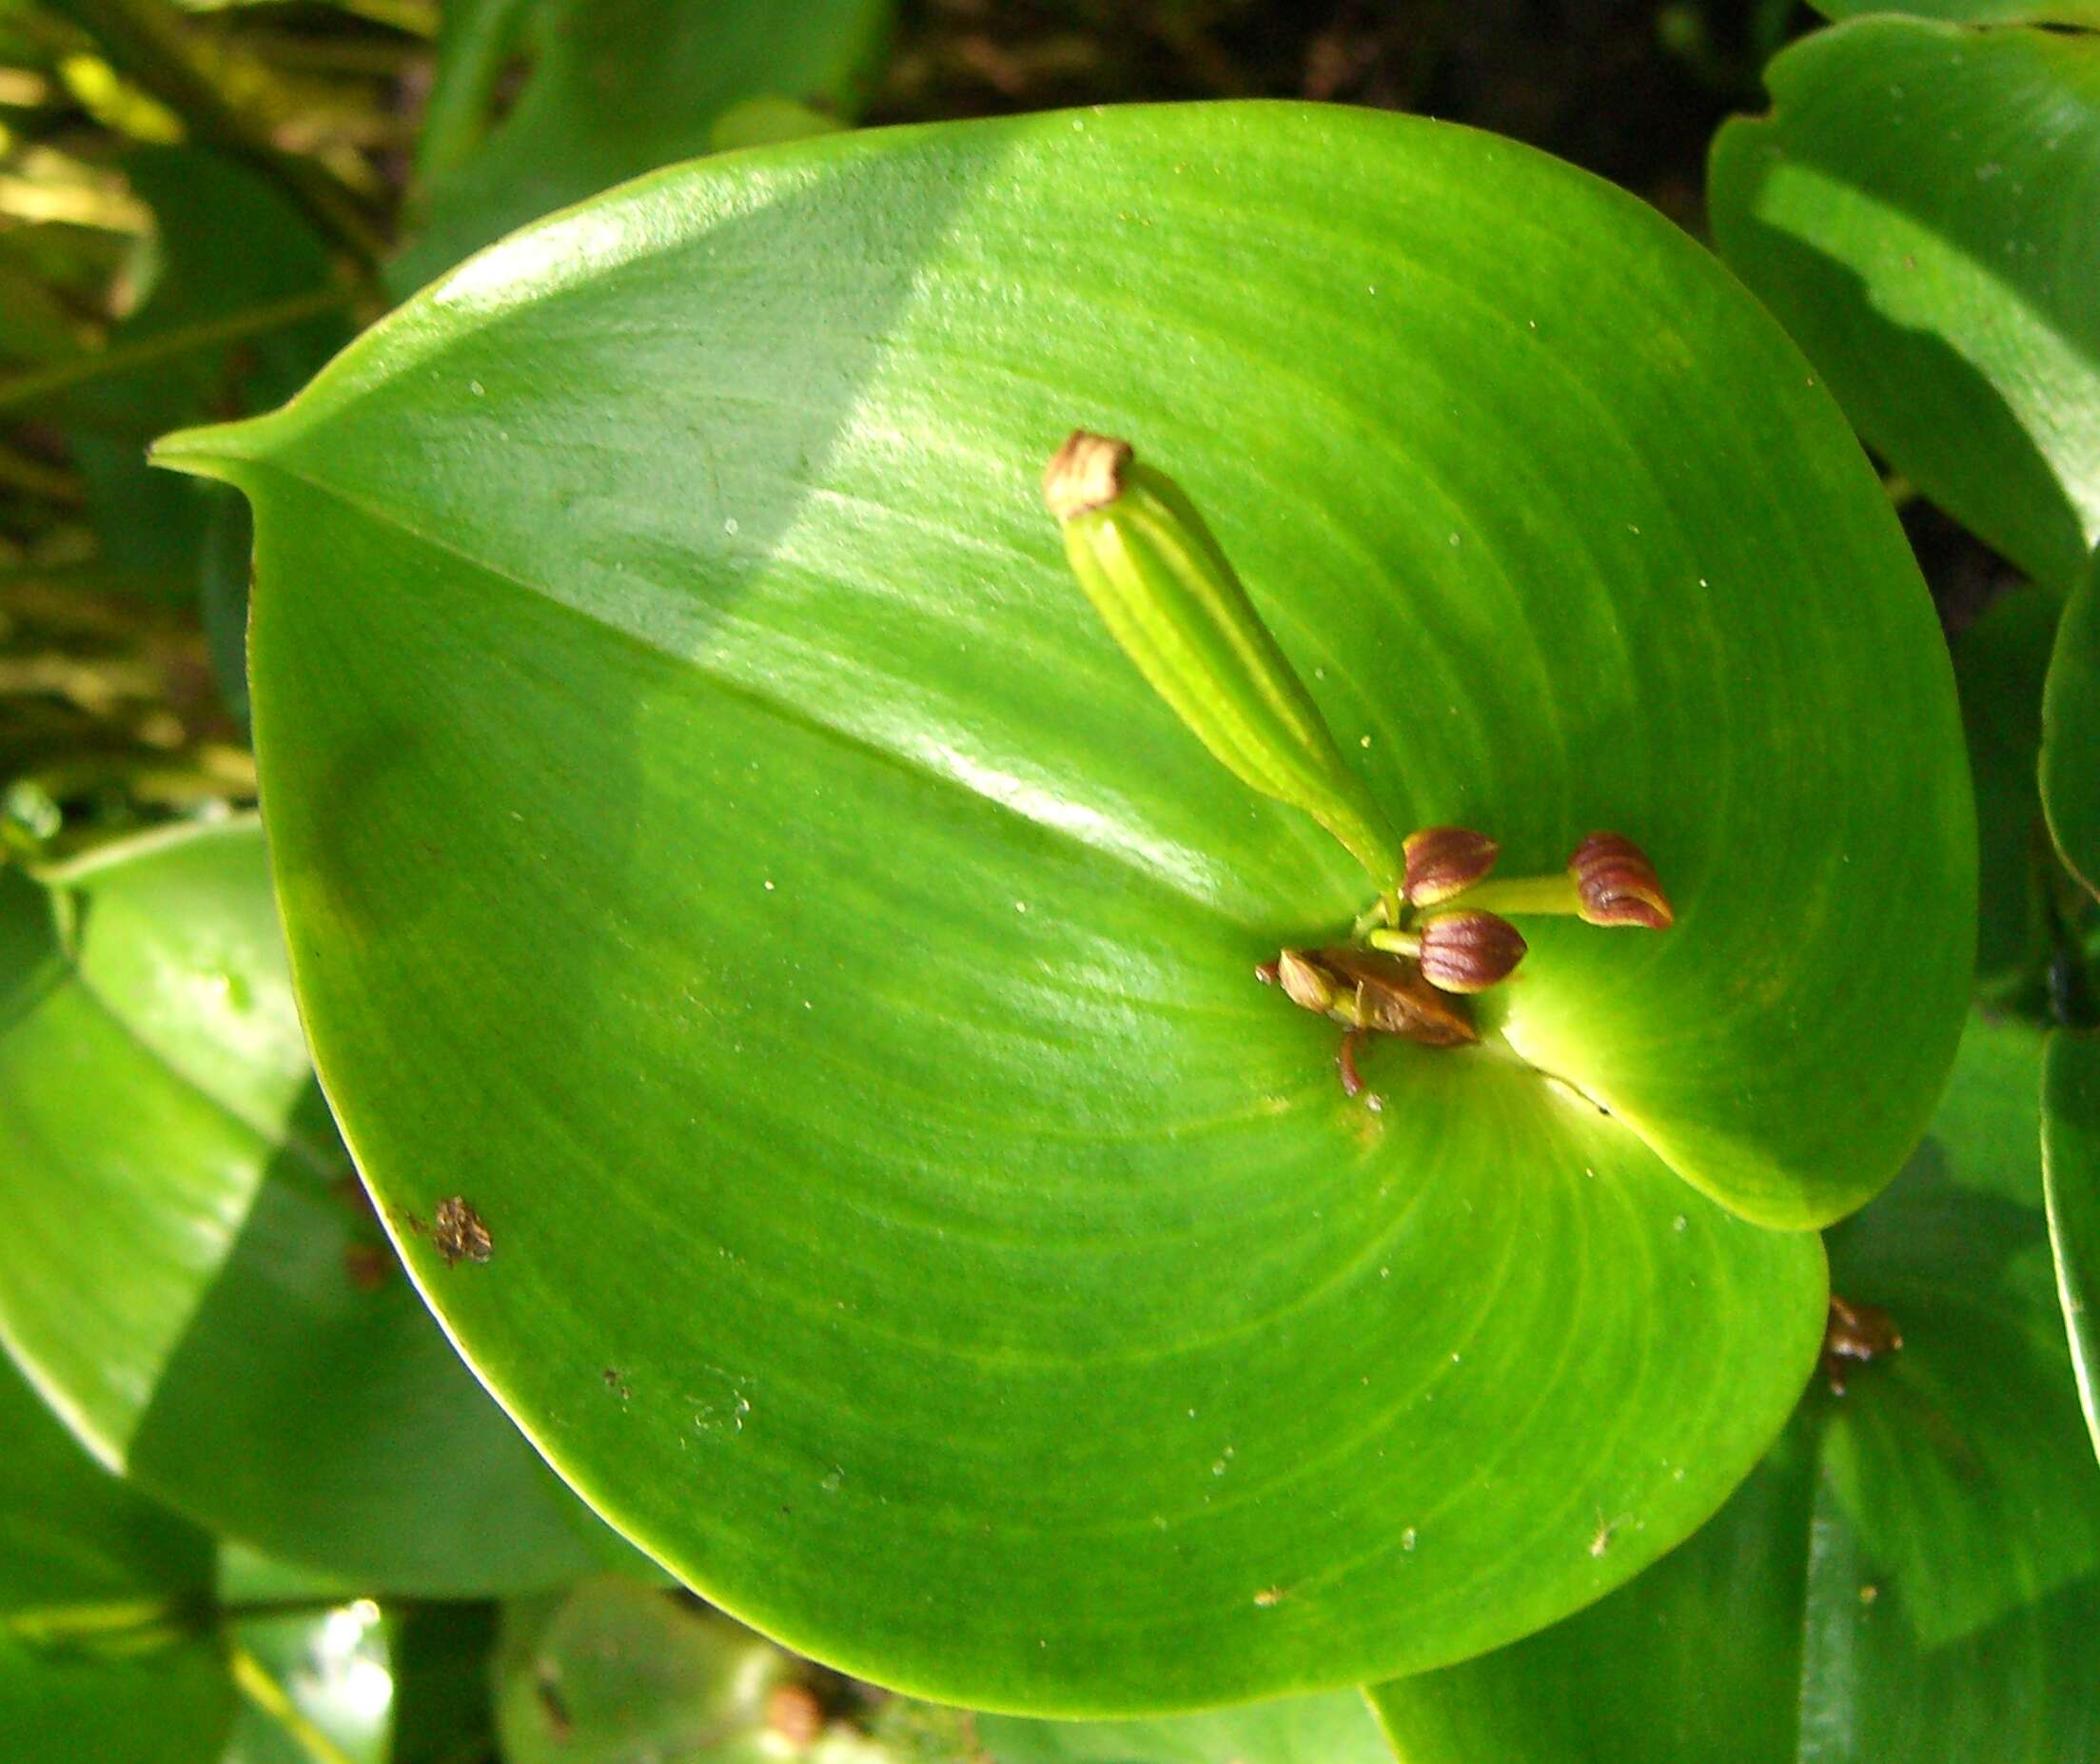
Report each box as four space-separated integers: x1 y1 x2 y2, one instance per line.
2042 554 2100 898
156 105 1978 1708
2045 1030 2100 1459
0 1351 230 1764
1711 18 2100 591
1372 1012 2100 1762
397 0 893 286
0 818 621 1594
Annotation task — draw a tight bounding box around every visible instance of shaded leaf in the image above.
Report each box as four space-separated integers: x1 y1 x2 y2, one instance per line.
0 1351 231 1764
1952 582 2058 992
0 817 636 1594
2041 551 2100 898
1711 18 2100 590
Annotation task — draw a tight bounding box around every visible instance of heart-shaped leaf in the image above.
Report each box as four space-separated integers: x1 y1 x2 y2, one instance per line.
2042 553 2100 898
396 0 894 287
1371 1011 2100 1762
0 818 625 1594
2045 1029 2100 1459
0 1351 231 1764
1711 17 2100 592
153 104 1970 1709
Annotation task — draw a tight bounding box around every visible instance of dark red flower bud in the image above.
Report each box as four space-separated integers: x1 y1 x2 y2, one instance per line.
1416 910 1528 993
1403 826 1500 907
1568 833 1674 930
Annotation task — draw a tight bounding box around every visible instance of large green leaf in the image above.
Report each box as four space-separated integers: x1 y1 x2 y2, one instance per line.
154 105 1972 1709
2042 553 2100 898
1710 18 2100 592
396 0 894 287
1371 1011 2100 1762
2045 1030 2100 1459
0 1351 232 1764
0 818 627 1594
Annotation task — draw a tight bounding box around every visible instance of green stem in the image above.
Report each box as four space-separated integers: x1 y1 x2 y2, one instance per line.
228 1643 361 1764
1365 928 1423 956
0 284 353 414
1445 872 1581 917
58 0 389 268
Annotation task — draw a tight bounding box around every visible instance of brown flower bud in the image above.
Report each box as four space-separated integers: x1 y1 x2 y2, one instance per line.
1568 833 1674 930
1274 949 1339 1017
1415 910 1528 993
1403 825 1500 907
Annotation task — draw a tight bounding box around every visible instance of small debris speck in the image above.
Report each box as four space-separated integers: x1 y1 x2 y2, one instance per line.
1673 1215 1688 1233
1402 1527 1418 1552
1254 1586 1286 1608
1859 1583 1879 1606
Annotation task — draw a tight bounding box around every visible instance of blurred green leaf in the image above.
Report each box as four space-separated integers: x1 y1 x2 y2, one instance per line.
394 0 894 287
1371 1010 2100 1762
495 1578 952 1764
225 1595 393 1764
2041 551 2100 900
983 1693 1390 1764
1711 17 2100 590
0 1350 232 1764
0 816 640 1594
2045 1029 2100 1460
150 101 1978 1710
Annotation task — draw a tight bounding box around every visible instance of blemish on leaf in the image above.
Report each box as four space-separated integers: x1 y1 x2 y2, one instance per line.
432 1196 492 1267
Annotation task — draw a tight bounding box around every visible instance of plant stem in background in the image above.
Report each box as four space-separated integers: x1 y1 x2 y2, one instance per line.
0 284 356 415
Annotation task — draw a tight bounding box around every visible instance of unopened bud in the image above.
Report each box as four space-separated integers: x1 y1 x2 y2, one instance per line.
1415 910 1527 992
1046 431 1404 892
1275 948 1338 1016
1403 826 1500 907
1569 833 1674 930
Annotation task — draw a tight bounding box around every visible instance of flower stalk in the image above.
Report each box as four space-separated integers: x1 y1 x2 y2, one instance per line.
1045 431 1405 904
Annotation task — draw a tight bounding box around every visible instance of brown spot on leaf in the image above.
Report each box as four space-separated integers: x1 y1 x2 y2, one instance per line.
432 1197 492 1267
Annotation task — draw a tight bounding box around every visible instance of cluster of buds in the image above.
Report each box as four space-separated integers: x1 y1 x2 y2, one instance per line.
1261 826 1674 1093
1364 825 1675 990
1039 429 1676 1099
